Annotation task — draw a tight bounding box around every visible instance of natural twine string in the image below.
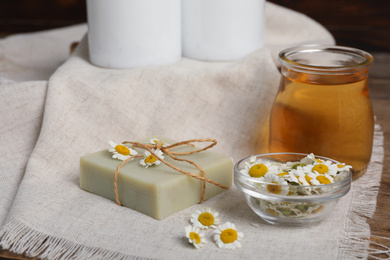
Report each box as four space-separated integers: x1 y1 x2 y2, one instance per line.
113 139 229 206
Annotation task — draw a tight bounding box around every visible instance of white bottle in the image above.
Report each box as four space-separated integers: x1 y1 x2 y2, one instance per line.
87 0 181 69
182 0 265 61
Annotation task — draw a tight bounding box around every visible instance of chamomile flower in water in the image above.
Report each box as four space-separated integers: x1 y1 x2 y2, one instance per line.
242 153 351 218
300 153 316 165
108 141 138 161
263 173 289 196
336 163 352 172
241 160 278 178
185 225 206 249
311 160 338 176
149 138 169 147
191 207 220 229
285 161 305 171
315 173 334 185
140 149 164 168
214 222 243 250
242 155 257 169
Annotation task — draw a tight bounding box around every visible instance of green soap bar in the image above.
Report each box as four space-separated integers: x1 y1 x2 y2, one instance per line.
80 137 233 219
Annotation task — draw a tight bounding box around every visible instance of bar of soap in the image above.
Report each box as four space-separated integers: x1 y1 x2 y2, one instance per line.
80 137 233 219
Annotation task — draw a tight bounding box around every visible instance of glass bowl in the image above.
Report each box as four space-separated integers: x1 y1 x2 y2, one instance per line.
234 153 352 226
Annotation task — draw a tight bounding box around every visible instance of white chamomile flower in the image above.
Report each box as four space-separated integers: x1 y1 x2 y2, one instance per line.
302 163 314 175
300 153 316 165
311 160 337 176
303 171 319 185
191 207 220 229
309 177 321 186
108 141 138 161
291 168 313 186
185 225 206 249
214 222 243 250
315 173 334 185
240 156 257 175
333 164 352 181
241 161 279 178
284 161 305 171
263 173 289 195
149 138 169 147
140 149 164 168
246 155 257 167
335 163 352 172
306 205 323 214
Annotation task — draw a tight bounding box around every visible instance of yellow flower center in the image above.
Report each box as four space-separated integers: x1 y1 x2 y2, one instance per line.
316 175 331 184
312 164 328 174
249 164 268 178
153 140 165 146
220 229 238 244
267 182 281 194
305 175 312 185
198 212 214 227
337 164 344 168
315 159 323 163
277 172 289 177
189 232 201 244
144 154 157 164
115 145 130 156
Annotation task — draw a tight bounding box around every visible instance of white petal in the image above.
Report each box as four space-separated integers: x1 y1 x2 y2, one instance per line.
185 225 192 233
233 241 242 249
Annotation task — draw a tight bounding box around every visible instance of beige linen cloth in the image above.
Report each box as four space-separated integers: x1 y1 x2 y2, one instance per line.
0 3 385 259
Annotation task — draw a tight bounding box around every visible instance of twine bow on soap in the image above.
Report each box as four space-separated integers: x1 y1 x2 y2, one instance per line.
114 139 229 206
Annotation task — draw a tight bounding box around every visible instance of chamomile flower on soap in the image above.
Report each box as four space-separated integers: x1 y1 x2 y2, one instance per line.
140 149 164 168
149 138 169 147
214 222 243 250
191 207 220 229
108 141 138 161
185 225 206 249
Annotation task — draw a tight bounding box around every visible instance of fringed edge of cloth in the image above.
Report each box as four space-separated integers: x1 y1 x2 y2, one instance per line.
0 220 154 260
337 124 385 259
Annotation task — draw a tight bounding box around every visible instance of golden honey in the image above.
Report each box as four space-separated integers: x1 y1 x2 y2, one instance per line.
269 46 374 179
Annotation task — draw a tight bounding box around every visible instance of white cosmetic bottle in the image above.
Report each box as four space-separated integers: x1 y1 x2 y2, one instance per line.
182 0 265 61
87 0 181 69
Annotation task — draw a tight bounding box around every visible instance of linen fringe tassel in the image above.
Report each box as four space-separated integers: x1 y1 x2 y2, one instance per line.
337 124 386 259
0 221 151 260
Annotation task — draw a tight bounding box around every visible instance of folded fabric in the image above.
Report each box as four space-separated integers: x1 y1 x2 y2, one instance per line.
0 2 383 260
0 24 87 226
0 24 87 82
0 80 47 226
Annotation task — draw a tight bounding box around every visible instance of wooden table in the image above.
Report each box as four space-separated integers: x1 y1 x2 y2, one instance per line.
1 52 389 260
366 52 390 259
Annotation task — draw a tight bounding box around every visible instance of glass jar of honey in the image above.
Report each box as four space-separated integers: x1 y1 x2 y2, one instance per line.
269 45 374 179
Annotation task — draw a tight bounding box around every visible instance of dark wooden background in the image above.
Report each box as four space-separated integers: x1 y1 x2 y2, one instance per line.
0 0 389 52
